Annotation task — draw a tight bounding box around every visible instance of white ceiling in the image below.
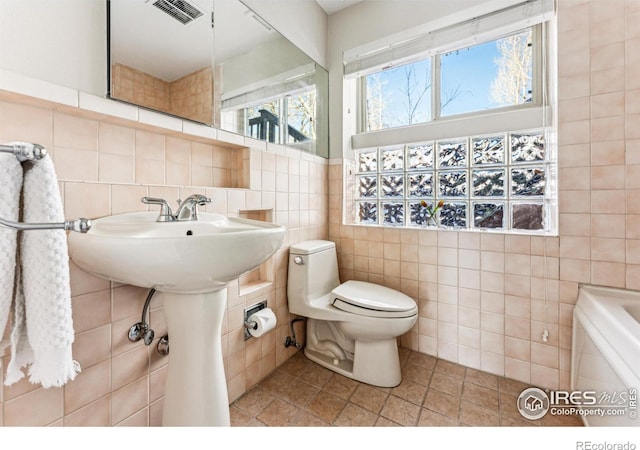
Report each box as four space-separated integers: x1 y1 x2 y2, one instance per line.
316 0 362 15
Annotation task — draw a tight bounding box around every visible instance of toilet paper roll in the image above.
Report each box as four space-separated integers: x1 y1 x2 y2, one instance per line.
247 308 277 338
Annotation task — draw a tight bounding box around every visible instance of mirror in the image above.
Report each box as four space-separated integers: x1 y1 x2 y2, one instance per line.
107 0 328 157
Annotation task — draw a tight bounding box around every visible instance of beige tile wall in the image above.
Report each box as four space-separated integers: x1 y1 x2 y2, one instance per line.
111 64 171 113
112 64 213 125
329 0 640 392
0 92 328 426
170 67 213 125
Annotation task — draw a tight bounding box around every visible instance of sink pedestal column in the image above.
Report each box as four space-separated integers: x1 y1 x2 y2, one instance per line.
161 288 230 426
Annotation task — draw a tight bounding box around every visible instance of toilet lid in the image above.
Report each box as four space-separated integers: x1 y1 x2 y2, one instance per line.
331 280 418 318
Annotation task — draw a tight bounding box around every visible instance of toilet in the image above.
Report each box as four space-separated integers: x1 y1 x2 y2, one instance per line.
287 240 418 387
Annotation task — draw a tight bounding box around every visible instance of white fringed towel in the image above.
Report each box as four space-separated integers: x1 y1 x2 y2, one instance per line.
0 149 80 388
0 153 22 354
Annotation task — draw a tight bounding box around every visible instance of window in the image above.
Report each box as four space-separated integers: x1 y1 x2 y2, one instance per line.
244 89 316 145
219 62 322 150
364 59 432 131
356 128 551 232
346 8 557 235
247 100 281 143
286 90 317 144
440 29 533 116
362 28 535 132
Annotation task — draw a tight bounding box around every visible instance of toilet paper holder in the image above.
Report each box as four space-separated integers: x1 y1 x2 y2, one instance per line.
244 300 268 340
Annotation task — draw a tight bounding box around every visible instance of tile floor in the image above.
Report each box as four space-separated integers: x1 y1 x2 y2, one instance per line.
229 348 583 427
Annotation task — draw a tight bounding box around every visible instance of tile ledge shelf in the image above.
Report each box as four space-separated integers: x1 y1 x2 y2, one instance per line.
238 280 273 297
0 69 327 165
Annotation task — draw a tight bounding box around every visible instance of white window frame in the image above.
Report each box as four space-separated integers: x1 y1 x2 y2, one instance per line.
344 13 557 236
357 26 542 134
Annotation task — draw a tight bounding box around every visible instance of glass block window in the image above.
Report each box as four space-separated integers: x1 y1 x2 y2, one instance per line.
354 129 552 233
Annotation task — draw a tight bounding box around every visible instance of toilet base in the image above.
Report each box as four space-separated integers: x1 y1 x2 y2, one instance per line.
304 337 402 388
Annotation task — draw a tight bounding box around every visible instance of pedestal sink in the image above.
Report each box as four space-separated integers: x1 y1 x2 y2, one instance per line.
68 211 286 426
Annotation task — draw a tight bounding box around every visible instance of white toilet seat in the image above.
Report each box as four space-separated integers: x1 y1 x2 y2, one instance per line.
331 280 418 318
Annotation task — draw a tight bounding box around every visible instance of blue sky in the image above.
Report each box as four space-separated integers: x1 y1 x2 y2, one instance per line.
440 39 504 116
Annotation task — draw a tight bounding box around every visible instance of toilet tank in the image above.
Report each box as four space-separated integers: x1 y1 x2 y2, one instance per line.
287 240 340 314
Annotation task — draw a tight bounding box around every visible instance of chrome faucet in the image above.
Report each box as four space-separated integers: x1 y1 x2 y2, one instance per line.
141 194 211 222
175 194 211 221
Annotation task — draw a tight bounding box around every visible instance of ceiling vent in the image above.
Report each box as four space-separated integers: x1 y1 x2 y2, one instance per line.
152 0 203 25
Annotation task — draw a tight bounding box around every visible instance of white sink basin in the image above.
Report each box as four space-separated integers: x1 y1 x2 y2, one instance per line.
68 211 285 294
